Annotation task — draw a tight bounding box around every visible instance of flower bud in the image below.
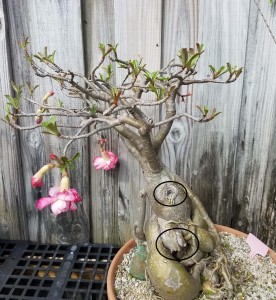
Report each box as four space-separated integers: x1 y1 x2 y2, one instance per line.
35 115 43 124
49 153 58 160
35 107 44 124
43 91 54 103
32 164 55 188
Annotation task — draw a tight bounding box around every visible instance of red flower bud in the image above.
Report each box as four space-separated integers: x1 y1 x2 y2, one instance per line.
43 91 55 102
50 153 58 160
35 115 43 124
98 138 107 145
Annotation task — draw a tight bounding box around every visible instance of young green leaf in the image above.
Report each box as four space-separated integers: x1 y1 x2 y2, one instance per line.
33 54 44 62
144 70 160 83
203 106 209 115
19 37 30 49
129 60 141 76
69 152 80 163
57 99 63 108
148 83 157 95
41 116 60 136
99 43 106 56
91 104 97 114
156 87 166 100
67 162 75 170
196 43 204 53
26 82 39 96
4 104 11 114
209 65 216 73
4 95 20 109
235 67 243 78
4 114 11 123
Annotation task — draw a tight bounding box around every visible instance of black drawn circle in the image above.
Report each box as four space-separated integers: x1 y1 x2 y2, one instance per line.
153 181 187 207
155 228 200 261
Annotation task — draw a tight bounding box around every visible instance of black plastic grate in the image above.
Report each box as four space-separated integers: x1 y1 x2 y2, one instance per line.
0 240 120 300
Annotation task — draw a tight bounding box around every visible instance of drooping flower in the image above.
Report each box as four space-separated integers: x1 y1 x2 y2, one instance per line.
35 175 82 216
93 150 118 170
93 138 118 171
32 164 55 188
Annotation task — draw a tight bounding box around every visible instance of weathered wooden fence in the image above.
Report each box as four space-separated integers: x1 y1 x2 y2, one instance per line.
0 0 275 249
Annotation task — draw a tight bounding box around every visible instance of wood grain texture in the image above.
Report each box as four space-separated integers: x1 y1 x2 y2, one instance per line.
114 0 162 244
232 0 276 248
5 0 89 244
190 0 250 226
0 0 27 240
160 0 199 185
83 0 120 244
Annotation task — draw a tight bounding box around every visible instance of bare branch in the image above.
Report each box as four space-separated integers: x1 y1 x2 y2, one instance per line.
182 78 237 85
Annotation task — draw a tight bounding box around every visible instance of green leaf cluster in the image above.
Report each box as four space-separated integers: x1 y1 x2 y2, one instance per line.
98 43 118 57
99 64 113 82
59 152 80 172
226 63 243 80
111 87 120 98
50 152 80 172
19 37 30 50
41 116 60 136
144 70 168 83
196 105 221 121
34 47 56 64
178 43 204 70
129 59 144 76
148 83 166 101
209 63 243 80
4 81 23 110
26 82 39 96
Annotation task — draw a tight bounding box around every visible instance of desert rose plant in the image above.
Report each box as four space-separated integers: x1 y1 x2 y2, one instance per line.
2 38 243 300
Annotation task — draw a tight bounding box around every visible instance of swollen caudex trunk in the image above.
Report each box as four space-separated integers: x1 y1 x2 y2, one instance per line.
142 166 227 300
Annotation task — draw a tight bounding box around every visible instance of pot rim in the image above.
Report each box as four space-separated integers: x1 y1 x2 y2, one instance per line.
107 224 276 300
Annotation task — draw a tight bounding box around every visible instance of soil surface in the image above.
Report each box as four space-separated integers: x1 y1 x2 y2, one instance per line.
114 232 276 300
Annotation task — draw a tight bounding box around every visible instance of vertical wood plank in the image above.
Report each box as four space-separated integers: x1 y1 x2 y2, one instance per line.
114 0 162 244
0 0 27 240
83 0 120 244
6 0 89 244
190 0 250 225
232 1 276 248
160 0 199 185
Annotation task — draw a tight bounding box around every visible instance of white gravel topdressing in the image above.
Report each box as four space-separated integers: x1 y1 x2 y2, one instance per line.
114 232 276 300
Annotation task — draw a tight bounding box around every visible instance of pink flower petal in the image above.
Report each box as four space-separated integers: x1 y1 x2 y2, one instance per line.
49 186 60 197
93 156 107 170
69 189 82 202
69 202 77 211
55 190 75 202
36 197 53 211
50 200 70 215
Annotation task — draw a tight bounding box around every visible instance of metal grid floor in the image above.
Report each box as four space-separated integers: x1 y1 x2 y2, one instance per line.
0 240 120 300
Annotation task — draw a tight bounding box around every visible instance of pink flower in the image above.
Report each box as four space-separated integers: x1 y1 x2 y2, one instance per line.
32 164 55 188
93 150 118 170
35 176 82 216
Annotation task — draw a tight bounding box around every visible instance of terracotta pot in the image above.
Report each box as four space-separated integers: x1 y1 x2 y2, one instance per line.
107 225 276 300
